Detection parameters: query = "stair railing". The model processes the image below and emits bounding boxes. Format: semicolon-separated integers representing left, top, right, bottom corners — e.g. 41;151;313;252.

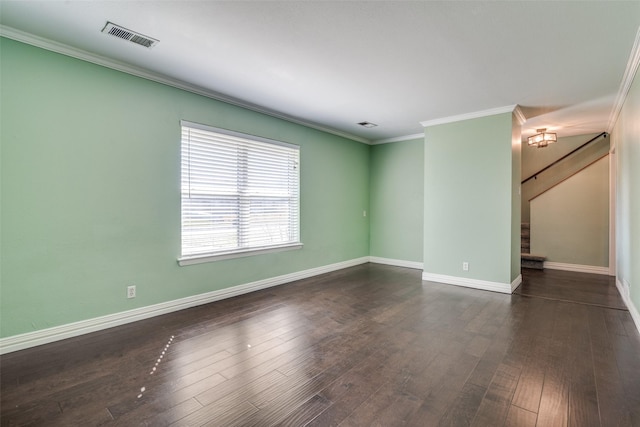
521;132;608;184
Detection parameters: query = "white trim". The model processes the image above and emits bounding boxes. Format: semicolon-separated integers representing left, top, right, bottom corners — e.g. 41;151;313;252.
616;278;640;335
511;274;523;292
616;278;631;300
543;262;610;275
609;147;617;276
421;272;514;294
372;133;424;145
0;256;369;354
0;25;371;145
512;105;527;126
608;25;640;133
178;243;303;266
369;257;424;270
420;104;519;128
180;120;300;150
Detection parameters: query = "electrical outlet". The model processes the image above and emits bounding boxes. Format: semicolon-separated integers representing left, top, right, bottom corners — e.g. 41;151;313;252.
462;262;469;271
363;210;367;217
127;285;136;299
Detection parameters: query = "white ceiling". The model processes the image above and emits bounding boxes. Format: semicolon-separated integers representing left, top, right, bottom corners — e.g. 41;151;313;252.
1;1;639;144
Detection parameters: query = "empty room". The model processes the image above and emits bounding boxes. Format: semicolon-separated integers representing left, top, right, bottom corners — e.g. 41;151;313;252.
1;1;640;426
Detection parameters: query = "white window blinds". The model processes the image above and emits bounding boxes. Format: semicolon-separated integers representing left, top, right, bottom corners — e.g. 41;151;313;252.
180;121;300;260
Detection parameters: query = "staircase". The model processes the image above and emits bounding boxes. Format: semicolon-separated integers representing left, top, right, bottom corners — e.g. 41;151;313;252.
521;223;545;269
522;133;609;222
520;132;609;270
521;222;530;253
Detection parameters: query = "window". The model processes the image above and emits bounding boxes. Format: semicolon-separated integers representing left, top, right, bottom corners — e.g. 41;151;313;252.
179;121;301;265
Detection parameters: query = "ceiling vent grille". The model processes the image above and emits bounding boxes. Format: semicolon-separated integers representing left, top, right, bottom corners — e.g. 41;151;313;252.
358;121;378;128
101;22;158;48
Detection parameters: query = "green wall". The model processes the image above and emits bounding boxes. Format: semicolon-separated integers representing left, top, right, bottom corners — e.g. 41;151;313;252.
423;112;519;285
531;156;609;267
4;31;633;342
613;60;640;316
369;139;424;263
0;38;370;338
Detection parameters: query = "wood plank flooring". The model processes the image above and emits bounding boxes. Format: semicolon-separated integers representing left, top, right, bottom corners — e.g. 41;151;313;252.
514;268;626;310
2;264;639;426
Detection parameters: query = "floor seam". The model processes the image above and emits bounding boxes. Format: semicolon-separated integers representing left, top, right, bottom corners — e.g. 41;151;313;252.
512;292;628;311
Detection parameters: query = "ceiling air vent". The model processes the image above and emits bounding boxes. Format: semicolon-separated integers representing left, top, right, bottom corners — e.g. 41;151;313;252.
101;22;158;48
358;121;378;128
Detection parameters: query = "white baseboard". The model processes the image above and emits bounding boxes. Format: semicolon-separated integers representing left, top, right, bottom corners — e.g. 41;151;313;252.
0;256;370;355
421;272;515;294
369;256;423;270
511;274;523;292
616;278;640;335
544;262;610;275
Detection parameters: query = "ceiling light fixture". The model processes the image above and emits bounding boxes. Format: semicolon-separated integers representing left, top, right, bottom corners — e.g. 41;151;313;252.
358;121;378;128
527;128;557;148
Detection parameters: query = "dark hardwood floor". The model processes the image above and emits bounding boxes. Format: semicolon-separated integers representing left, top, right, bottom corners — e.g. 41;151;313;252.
2;264;639;426
515;268;626;310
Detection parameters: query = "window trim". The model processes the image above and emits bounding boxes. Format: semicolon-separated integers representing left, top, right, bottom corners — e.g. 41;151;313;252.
178;242;304;266
178;120;302;266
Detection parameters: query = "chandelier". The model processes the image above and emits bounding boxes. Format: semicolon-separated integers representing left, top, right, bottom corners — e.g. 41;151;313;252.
527;128;557;148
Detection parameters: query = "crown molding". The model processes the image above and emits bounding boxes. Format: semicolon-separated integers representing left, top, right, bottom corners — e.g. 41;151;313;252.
608;25;640;133
512;105;527;126
368;106;525;144
372;133;424;145
420;104;520;128
0;25;371;145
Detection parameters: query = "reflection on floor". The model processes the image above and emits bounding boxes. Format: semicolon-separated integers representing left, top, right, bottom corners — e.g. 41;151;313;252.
1;263;639;426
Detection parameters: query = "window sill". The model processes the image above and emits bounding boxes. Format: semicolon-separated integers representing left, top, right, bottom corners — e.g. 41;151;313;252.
178;242;304;266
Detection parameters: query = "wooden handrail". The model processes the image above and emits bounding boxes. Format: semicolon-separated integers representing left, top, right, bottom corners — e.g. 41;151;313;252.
521;132;608;184
528;152;610;203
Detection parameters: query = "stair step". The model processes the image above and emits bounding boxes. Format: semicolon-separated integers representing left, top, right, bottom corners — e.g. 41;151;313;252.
522;253;545;260
521;253;545;270
521;221;531;256
520;223;541;268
